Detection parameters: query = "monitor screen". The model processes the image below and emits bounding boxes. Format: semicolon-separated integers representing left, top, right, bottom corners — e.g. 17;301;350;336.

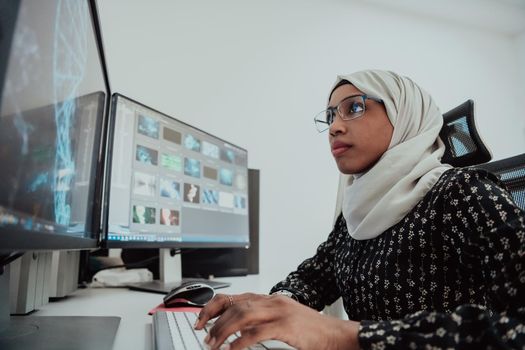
0;0;107;252
105;94;250;248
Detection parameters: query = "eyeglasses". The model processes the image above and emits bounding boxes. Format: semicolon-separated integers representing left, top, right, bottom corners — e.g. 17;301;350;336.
313;94;383;133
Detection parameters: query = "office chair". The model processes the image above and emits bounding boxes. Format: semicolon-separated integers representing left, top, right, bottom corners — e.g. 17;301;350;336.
438;99;525;210
476;153;525;211
439;99;492;167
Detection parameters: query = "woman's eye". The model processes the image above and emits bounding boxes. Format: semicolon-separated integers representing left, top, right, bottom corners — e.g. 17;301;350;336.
349;102;364;114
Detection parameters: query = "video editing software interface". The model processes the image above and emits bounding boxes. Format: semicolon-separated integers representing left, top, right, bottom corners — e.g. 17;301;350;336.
107;95;250;247
0;0;106;246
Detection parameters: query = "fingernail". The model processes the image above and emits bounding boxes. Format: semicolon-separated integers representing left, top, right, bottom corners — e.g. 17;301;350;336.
219;344;230;350
193;319;199;328
208;337;216;348
204;334;210;343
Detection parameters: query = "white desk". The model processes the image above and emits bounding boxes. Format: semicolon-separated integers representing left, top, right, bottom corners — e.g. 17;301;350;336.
36;275;278;350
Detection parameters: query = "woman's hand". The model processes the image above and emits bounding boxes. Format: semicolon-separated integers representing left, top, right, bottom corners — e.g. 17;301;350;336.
194;293;361;350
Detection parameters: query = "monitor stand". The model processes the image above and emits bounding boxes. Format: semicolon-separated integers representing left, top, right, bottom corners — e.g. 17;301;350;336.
127;248;231;294
0;264;120;350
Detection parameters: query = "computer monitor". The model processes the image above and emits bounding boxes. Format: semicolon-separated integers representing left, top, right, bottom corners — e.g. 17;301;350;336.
104;93;250;292
0;0;119;348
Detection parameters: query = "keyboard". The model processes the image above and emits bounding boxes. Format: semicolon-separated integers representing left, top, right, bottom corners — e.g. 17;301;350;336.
152;311;295;350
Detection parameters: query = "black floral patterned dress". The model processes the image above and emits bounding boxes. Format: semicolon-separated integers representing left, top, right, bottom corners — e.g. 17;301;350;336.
271;168;525;349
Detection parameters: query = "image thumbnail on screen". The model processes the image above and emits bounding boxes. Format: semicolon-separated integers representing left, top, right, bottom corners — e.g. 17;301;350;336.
159;178;181;200
138;114;160;139
136;145;158;166
132;205;156;224
184;183;200;203
184;134;201;152
160;208;179;226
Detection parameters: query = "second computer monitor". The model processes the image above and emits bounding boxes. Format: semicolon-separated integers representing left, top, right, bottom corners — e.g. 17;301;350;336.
105;94;249;248
0;0;108;252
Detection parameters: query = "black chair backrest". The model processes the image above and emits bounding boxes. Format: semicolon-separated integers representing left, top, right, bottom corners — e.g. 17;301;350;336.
439;100;523;210
440;99;492;167
476;153;525;211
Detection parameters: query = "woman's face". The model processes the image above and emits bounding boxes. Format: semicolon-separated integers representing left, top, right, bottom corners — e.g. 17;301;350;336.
328;83;393;174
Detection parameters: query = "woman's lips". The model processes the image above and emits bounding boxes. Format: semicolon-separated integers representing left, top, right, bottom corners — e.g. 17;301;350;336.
331;145;351;157
331;141;352;157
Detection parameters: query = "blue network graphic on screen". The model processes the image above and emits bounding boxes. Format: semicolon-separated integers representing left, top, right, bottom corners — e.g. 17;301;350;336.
51;0;89;225
0;0;106;238
2;1;89;227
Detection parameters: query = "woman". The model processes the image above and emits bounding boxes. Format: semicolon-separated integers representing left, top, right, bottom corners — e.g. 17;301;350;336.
195;70;525;349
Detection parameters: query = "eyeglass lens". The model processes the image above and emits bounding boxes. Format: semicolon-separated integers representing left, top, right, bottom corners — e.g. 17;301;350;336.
314;95;367;132
337;96;365;121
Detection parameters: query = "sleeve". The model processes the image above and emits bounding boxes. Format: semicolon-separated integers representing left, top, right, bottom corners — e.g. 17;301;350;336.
269;214;344;311
358;169;525;349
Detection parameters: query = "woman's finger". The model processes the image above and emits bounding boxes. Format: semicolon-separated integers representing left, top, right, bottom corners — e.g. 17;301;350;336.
229;323;287;350
207;298;276;350
196;292;260;330
194;293;231;329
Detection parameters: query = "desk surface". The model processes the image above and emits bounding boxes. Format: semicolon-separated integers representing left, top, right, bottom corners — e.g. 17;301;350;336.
36;275;277;350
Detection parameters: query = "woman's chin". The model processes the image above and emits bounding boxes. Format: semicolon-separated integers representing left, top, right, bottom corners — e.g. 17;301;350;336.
336;162;363;175
336;154;380;175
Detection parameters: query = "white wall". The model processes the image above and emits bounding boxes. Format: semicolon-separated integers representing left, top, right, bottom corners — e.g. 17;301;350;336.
515;31;525;142
98;0;525;289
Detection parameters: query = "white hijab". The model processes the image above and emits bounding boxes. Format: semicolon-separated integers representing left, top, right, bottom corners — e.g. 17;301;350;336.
334;70;451;240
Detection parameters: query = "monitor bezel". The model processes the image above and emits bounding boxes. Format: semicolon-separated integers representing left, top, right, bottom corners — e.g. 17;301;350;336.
102;93;250;249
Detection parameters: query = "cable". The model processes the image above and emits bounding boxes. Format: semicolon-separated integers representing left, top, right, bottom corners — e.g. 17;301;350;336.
95;255;159;272
93;248;198;272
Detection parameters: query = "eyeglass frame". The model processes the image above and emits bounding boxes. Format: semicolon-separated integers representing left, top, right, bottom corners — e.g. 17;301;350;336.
313;94;384;133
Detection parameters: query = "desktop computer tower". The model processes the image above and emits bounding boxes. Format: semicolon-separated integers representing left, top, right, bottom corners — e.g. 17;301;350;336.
9;252;52;315
9;250;81;314
181;168;260;277
48;250;81;298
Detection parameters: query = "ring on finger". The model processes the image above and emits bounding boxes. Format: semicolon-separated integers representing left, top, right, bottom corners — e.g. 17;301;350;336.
227;295;234;307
